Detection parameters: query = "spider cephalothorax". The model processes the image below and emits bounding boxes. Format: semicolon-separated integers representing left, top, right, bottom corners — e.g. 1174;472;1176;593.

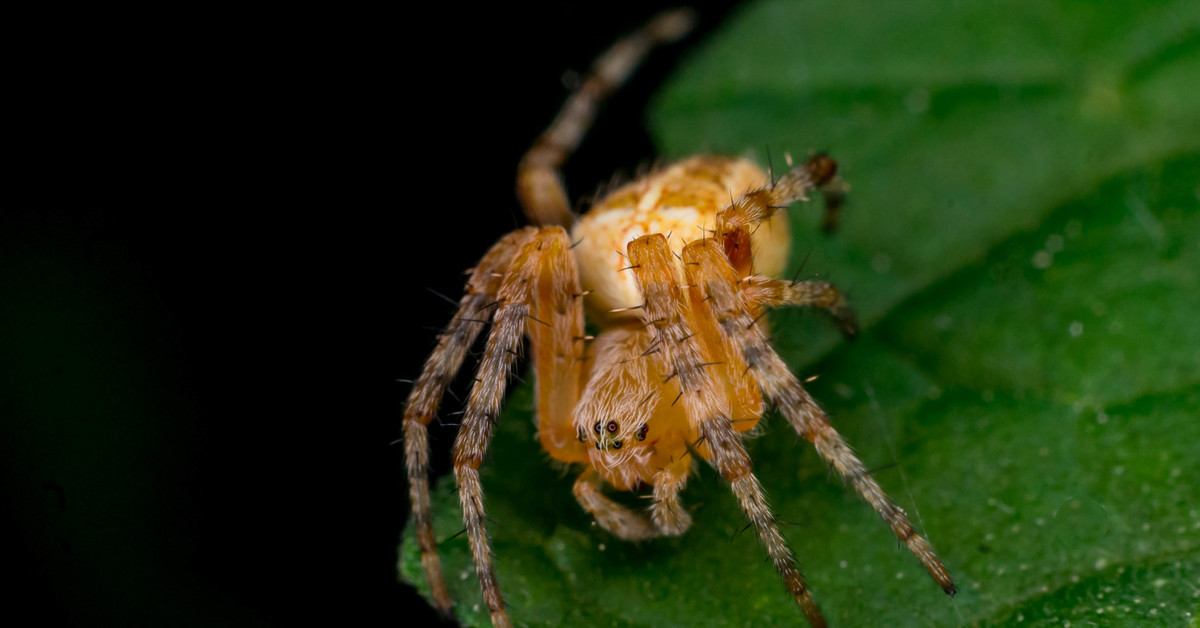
402;10;954;628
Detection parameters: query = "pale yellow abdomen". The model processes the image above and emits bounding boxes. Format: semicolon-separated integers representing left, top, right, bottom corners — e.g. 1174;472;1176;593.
570;155;790;322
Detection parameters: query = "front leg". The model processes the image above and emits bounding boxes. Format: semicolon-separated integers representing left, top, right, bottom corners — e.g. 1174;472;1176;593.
452;228;575;628
628;234;826;627
686;237;957;599
740;276;858;337
401;228;533;617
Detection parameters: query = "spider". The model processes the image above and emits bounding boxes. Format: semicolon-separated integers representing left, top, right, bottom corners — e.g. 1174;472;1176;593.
402;9;955;628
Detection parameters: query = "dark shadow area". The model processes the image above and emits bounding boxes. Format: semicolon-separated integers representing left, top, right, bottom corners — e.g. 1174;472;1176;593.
3;1;741;625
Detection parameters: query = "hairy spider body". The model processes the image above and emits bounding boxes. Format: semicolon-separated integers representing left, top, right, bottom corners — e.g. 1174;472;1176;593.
569;155;784;494
402;10;954;628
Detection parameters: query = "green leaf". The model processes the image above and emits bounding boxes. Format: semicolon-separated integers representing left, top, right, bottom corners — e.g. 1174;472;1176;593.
402;1;1200;626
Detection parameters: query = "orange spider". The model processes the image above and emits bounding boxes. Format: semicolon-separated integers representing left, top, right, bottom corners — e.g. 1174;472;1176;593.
402;10;954;628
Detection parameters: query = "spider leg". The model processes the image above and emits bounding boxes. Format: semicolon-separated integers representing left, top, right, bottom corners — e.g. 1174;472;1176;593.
817;176;848;235
650;454;693;535
452;228;577;628
573;467;659;540
741;276;858;337
528;227;589;464
516;8;695;227
628;234;826;628
717;153;842;276
684;238;957;598
401;227;534;616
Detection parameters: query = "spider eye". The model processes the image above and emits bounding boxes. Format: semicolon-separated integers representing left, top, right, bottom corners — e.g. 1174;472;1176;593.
611;440;622;450
577;428;587;442
636;425;648;441
593;421;601;433
606;420;618;433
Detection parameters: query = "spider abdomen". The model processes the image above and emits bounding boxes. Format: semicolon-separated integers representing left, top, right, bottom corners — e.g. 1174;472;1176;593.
570;155;790;322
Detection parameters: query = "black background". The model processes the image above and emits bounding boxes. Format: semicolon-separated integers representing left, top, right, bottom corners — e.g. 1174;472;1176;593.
3;2;740;625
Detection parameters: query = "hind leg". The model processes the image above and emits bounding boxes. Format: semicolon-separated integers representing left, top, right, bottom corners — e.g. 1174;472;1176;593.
516;10;695;226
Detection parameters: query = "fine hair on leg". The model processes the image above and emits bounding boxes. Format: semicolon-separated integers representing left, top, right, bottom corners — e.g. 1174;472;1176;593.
627;234;826;627
516;9;696;227
716;153;842;276
401;228;535;616
740;275;858;337
684;238;957;598
450;228;575;628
